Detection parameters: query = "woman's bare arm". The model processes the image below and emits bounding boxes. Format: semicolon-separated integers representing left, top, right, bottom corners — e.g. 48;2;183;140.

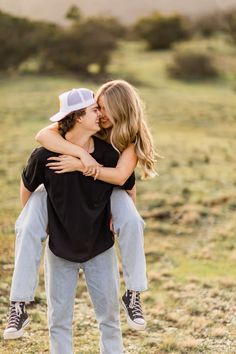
36;124;101;173
36;123;84;157
47;144;138;186
94;144;138;185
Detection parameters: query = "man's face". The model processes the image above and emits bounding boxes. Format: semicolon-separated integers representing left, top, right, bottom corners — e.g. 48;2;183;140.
79;104;101;133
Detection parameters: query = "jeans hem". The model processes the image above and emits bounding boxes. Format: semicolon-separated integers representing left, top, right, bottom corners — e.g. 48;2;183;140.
10;296;34;302
124;286;148;292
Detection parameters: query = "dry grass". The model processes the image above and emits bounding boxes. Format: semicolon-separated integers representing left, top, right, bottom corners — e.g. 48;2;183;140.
1;38;236;353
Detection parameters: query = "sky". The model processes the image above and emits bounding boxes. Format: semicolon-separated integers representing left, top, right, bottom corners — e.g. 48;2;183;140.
1;0;236;24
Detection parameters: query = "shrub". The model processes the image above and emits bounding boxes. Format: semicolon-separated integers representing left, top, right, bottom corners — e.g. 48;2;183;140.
226;9;236;43
0;8;124;75
167;49;218;80
0;11;38;71
43;17;125;74
192;11;228;37
192;8;236;42
133;12;190;50
0;10;61;72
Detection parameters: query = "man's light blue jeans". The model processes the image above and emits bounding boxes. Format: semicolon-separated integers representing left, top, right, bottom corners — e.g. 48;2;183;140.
10;186;147;302
45;244;123;354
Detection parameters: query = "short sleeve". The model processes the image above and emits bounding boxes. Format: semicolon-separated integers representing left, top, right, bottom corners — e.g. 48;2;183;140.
120;171;136;190
22;148;45;192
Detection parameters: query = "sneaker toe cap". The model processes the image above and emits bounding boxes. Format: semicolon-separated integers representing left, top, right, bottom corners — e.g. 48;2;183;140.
134;318;146;325
4;327;17;334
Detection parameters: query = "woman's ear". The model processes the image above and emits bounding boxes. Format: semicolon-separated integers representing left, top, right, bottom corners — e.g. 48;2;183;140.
76;116;82;123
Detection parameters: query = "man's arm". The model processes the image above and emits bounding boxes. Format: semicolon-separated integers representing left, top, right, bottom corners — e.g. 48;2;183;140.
21;148;45;206
20;178;32;207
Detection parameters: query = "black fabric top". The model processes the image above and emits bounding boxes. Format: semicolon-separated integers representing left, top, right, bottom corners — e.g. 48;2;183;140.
22;136;135;262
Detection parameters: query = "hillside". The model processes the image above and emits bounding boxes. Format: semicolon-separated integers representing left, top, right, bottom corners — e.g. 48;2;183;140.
1;37;236;353
0;0;236;24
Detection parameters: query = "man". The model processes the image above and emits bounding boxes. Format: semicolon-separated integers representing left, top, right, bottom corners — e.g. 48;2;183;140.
8;88;127;353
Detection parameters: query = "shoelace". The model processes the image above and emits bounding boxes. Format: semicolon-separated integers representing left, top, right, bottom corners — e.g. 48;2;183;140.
7;302;23;328
128;291;143;318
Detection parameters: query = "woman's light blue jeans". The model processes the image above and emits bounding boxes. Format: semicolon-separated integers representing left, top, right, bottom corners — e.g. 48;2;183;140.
45;244;123;354
10;186;147;302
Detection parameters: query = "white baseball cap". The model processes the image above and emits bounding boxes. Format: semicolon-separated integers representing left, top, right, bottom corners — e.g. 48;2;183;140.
49;88;96;122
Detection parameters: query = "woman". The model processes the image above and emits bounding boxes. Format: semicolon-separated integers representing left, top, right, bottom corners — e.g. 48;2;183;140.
4;80;157;340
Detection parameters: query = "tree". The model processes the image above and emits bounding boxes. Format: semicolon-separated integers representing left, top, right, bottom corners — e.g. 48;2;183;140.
134;12;190;50
0;11;37;71
43;16;125;74
0;10;60;72
226;10;236;43
0;9;125;76
66;5;82;23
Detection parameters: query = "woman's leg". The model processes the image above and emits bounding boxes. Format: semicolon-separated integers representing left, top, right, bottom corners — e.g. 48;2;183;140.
111;188;147;292
110;188;147;330
10;185;48;302
45;243;78;354
4;185;48;340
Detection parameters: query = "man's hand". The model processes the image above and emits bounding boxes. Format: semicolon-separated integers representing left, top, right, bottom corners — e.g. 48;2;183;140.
110;216;115;234
20;179;32;207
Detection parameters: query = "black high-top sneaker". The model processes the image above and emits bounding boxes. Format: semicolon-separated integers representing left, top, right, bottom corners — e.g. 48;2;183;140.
121;290;146;331
3;302;29;340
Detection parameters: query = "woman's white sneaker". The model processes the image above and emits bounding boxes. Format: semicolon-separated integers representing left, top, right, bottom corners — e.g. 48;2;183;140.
3;302;29;340
121;290;146;331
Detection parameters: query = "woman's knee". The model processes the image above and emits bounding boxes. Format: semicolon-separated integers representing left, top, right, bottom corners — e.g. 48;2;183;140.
15;191;48;238
15;210;48;242
116;211;145;232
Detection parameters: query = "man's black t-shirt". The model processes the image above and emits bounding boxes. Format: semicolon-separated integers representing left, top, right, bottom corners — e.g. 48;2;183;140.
22;137;135;262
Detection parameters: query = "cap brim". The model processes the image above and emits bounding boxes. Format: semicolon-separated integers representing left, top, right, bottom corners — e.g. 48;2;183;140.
49;97;97;122
49;112;68;122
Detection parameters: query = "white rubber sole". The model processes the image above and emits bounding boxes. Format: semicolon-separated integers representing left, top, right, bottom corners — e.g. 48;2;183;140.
3;318;30;340
120;300;146;331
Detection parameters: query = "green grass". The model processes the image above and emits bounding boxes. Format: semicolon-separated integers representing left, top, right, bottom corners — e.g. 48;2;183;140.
1;37;236;353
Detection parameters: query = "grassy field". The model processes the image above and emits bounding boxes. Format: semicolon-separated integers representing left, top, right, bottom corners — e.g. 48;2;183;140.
0;38;236;353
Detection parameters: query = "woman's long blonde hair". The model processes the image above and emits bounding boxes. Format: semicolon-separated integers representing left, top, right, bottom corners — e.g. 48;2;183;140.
96;80;158;178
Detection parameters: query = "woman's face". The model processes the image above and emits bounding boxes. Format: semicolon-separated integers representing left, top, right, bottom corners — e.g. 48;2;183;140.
98;95;113;129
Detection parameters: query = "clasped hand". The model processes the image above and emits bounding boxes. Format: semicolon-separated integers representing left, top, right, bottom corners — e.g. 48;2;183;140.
46;155;102;180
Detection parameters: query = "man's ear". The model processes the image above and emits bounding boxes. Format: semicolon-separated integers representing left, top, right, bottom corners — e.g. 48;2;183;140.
76;116;82;123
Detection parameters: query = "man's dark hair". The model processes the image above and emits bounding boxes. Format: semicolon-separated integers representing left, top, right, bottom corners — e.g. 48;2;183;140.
58;108;86;137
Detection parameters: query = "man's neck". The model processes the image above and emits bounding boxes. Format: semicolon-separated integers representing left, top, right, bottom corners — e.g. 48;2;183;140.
65;127;93;151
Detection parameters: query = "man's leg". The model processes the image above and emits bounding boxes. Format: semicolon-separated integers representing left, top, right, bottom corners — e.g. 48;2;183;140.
83;247;123;354
4;185;48;340
111;188;147;330
44;243;78;354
